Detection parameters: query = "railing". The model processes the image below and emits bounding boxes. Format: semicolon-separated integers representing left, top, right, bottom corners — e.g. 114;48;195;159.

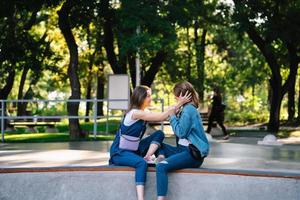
0;98;165;142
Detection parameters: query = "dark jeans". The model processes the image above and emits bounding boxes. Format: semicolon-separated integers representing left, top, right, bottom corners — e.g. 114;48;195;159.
156;143;204;196
111;130;164;185
206;114;228;136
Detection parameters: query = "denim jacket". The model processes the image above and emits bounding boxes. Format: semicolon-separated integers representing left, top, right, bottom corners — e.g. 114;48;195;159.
169;103;209;157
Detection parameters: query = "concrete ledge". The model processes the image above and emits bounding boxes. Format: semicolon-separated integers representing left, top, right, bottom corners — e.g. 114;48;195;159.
1;166;300;179
1;166;300;200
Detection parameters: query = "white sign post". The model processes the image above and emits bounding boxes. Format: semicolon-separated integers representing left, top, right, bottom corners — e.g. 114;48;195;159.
106;74;130;133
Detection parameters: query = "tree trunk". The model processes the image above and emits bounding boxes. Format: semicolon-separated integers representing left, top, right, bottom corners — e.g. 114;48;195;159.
117;38;127;74
85;52;96;122
194;20;206;103
17;67;29;116
141;50;167;87
186;27;191;81
245;25;283;132
286;44;299;122
85;71;92;123
287;75;296;122
268;79;284;132
128;52;136;89
97;73;105;116
58;1;82;139
21;86;35;117
297;77;300;122
85;26;95;123
0;69;15;130
0;69;15;100
268;58;297;131
252;84;255;108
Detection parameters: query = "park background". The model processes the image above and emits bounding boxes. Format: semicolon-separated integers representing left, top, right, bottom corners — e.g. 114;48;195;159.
1;0;300;141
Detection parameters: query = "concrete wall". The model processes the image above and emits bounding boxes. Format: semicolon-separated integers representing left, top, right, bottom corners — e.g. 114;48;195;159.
0;167;299;200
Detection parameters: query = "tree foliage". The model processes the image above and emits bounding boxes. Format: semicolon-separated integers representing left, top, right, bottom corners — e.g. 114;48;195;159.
1;0;300;136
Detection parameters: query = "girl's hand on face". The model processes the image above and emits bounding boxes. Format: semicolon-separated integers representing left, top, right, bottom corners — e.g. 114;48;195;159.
177;91;192;106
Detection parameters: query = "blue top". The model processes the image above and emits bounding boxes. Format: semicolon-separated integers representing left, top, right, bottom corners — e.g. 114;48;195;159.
169;103;210;157
109;116;146;163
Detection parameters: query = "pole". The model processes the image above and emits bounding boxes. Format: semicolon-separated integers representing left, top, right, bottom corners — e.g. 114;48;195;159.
161;99;164;131
106;99;109;134
1;100;4;142
135;26;141;87
93;98;97;139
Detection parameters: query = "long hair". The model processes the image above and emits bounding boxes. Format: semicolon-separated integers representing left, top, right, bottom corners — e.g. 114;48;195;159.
128;85;150;112
173;81;199;108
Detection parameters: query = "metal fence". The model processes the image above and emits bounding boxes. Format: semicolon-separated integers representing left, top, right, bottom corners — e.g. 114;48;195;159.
0;98;165;142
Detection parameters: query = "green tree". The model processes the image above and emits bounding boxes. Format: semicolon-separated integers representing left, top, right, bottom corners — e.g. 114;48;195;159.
0;1;60;131
100;0;177;88
58;0;83;138
163;0;227;103
232;0;300;132
57;0;106;138
16;31;57;116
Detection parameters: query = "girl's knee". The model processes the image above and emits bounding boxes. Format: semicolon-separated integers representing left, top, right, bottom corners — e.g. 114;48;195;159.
154;130;165;141
156;162;167;173
137;159;148;169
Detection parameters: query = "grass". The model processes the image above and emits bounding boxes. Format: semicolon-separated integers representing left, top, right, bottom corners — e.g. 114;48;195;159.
228;129;300;139
277;130;300;138
55;119;120;133
228;130;269;138
4;133;115;143
2;119;119;143
3;118;300;142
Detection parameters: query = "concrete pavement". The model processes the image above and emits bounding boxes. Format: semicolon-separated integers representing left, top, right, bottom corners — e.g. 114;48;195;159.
1;137;300;174
1;134;300;200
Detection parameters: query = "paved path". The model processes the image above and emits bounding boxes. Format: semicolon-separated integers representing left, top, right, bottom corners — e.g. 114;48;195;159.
1;137;300;174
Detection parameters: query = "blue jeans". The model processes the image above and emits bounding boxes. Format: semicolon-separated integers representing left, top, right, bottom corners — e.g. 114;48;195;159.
111;130;164;185
156;143;204;196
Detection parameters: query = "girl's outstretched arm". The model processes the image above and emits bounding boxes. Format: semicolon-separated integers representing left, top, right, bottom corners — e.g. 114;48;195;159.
133;92;191;122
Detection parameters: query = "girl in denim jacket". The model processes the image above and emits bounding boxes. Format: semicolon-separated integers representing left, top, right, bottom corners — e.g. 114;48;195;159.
155;81;210;200
109;85;190;200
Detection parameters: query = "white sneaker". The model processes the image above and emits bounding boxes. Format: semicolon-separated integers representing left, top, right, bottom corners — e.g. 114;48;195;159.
144;155;156;164
223;135;230;140
147;159;156;164
154;155;165;164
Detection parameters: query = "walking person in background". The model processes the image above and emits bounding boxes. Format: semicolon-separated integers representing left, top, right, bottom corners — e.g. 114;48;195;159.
109;85;191;200
206;86;229;140
155;81;210;200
